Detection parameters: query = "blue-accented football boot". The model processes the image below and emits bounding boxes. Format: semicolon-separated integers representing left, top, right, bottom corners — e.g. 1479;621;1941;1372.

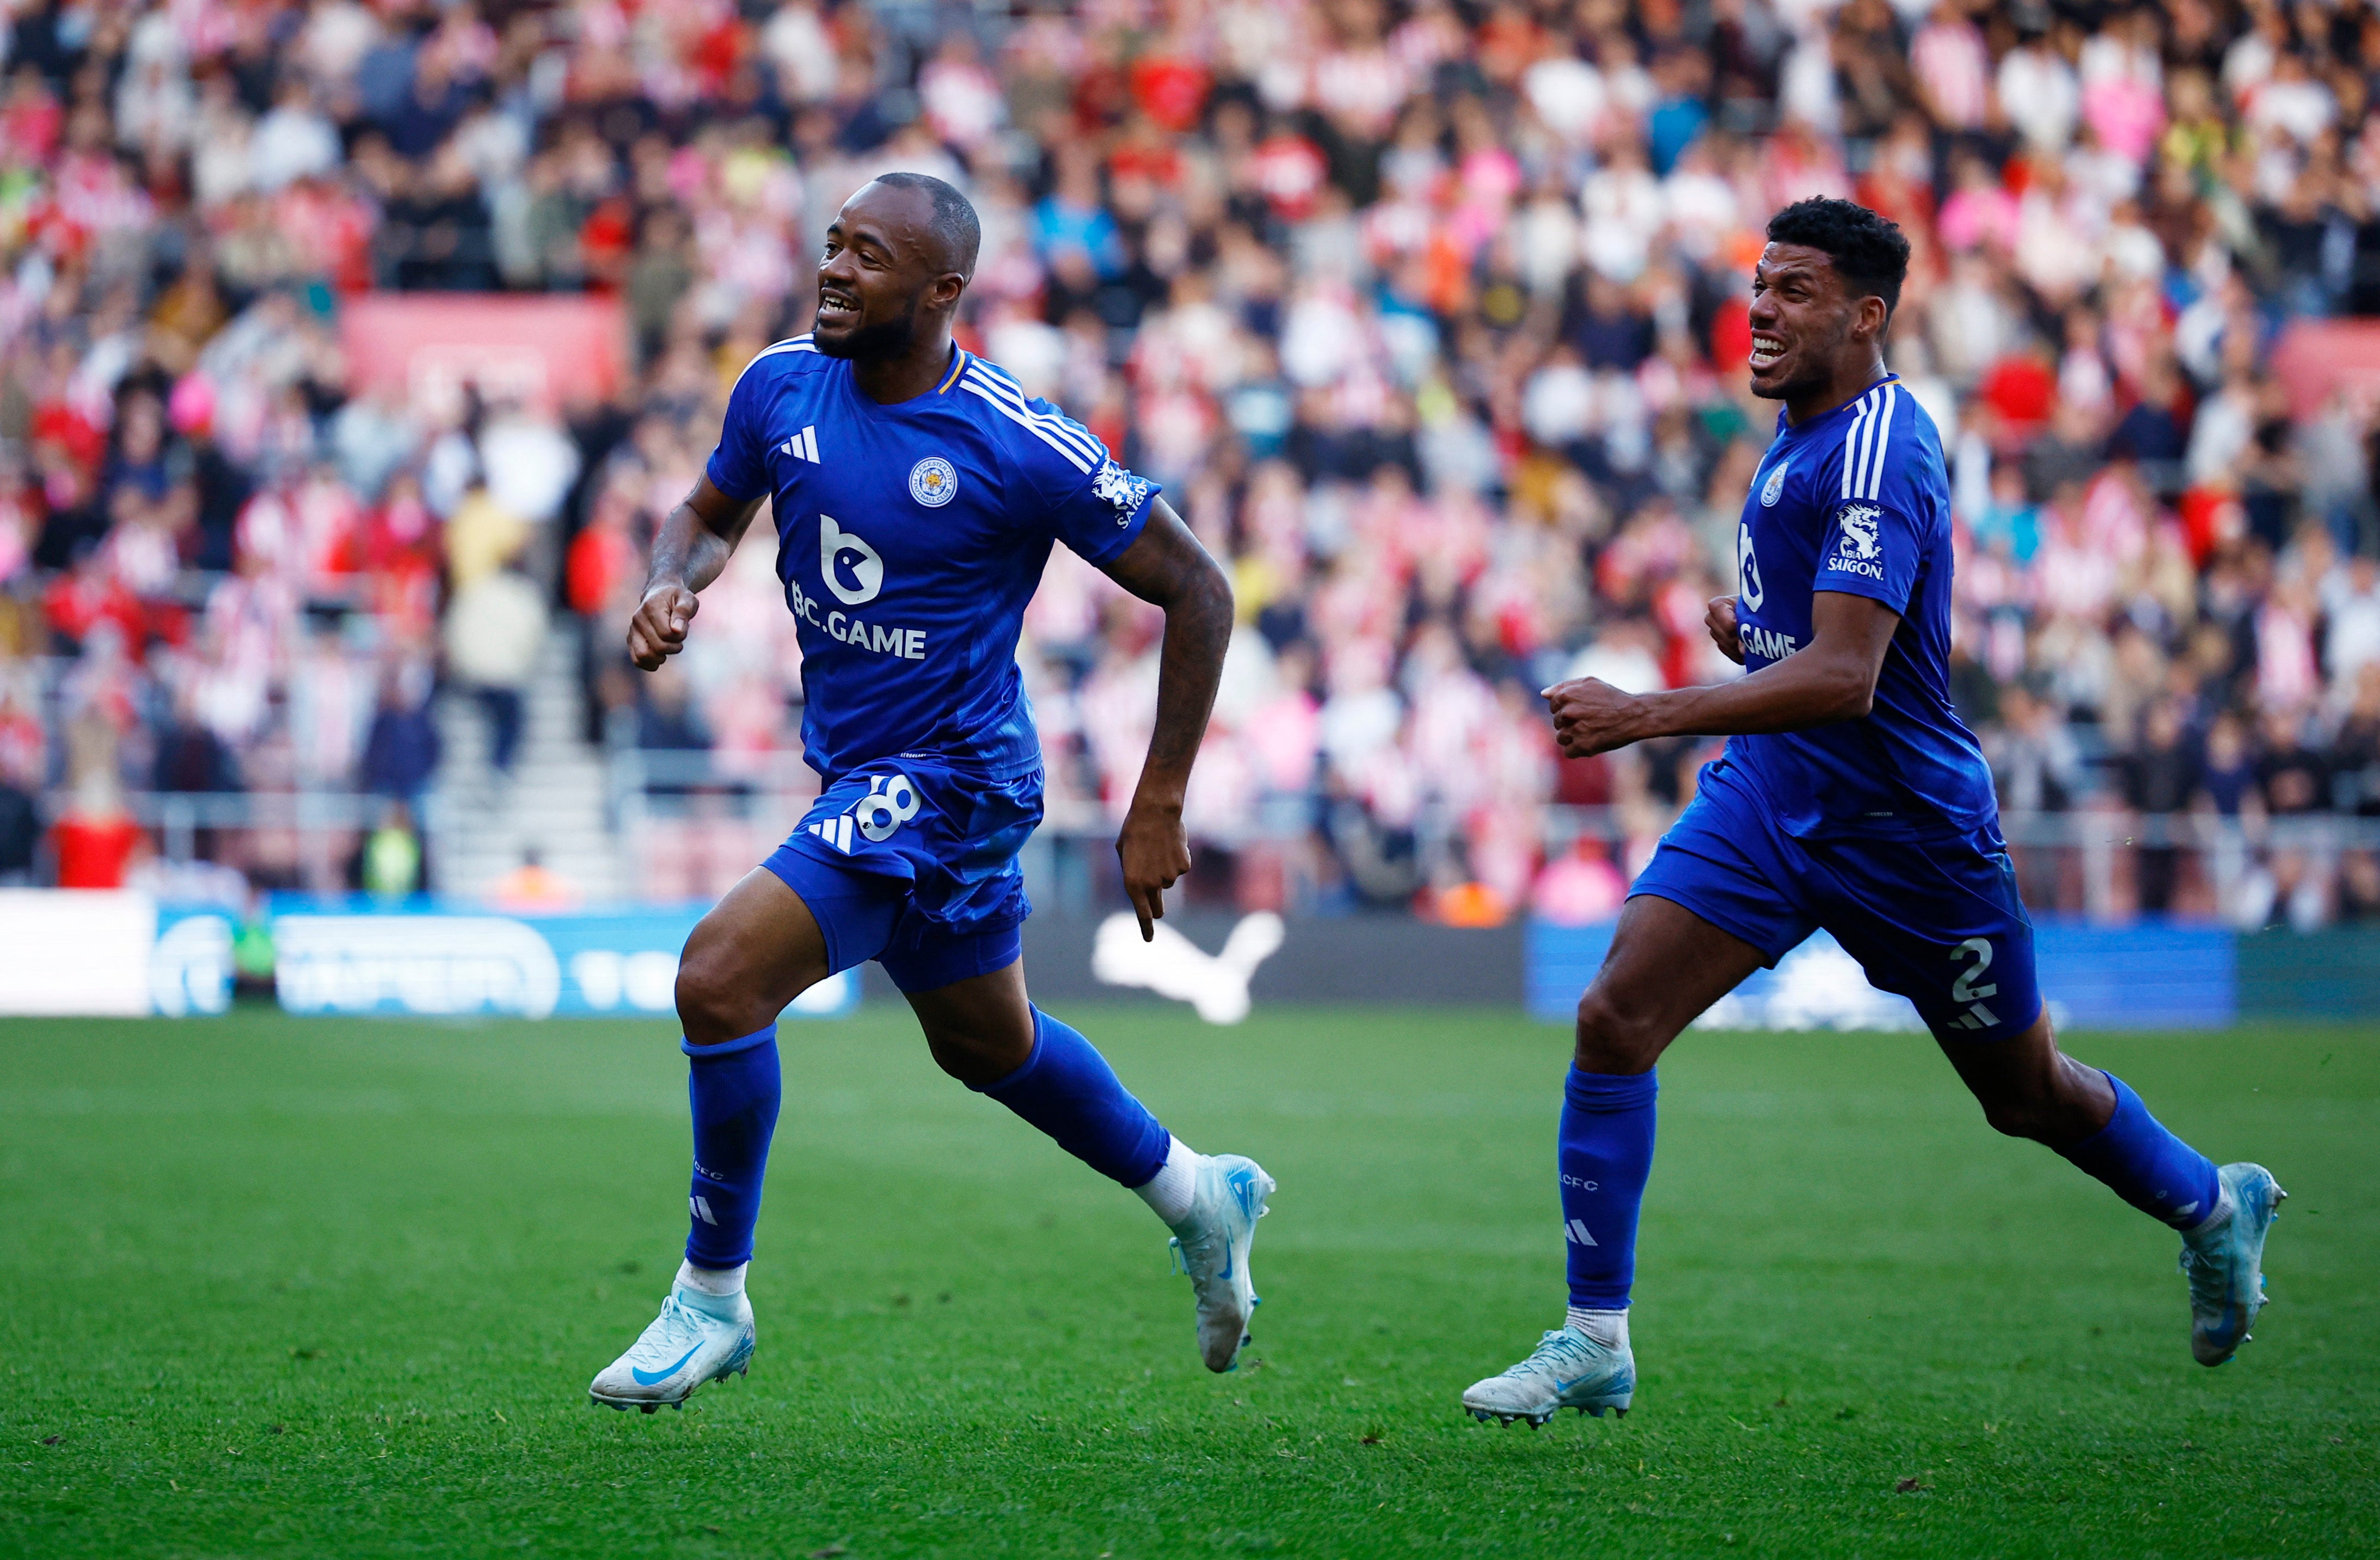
1167;1153;1274;1372
588;1288;755;1411
2179;1162;2286;1366
1462;1326;1635;1427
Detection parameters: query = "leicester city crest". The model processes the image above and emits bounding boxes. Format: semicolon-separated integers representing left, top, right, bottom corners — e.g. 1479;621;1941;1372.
1759;457;1790;507
909;457;958;507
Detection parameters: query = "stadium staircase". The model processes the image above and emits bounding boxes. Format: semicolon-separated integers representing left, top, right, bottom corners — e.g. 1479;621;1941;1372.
428;623;624;904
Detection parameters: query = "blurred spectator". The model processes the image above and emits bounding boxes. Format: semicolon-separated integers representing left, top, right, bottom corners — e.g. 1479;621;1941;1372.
360;802;423;900
2335;666;2380;817
1531;836;1628;926
637;663;712;757
0;774;35;884
444;564;547;779
490;846;578;911
50;769;145;890
2198;712;2261;821
2122;699;2199;915
359;666;441;811
153;686;241;796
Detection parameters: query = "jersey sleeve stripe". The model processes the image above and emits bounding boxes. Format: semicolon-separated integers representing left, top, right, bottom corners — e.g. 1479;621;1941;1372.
1838;389;1876;499
958;378;1096;472
960;368;1107;465
966;357;1027;394
961;366;1108;463
1856;388;1886;500
1859;383;1899;499
727;337;817;396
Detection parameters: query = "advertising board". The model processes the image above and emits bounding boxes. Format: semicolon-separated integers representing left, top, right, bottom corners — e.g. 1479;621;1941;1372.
0;890;161;1015
271;906;856;1020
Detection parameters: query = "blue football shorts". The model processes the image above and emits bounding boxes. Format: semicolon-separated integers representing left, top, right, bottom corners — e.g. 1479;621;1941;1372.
1629;761;2043;1041
761;756;1040;994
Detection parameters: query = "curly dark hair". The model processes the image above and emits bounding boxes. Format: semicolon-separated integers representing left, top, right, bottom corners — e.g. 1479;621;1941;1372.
1765;198;1912;316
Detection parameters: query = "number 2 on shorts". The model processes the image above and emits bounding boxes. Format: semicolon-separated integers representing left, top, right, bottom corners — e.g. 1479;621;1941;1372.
1946;937;2002;1031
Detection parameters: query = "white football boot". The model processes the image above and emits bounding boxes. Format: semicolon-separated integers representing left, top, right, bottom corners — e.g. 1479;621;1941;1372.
1167;1153;1275;1372
1462;1325;1635;1427
589;1288;755;1411
2179;1161;2286;1366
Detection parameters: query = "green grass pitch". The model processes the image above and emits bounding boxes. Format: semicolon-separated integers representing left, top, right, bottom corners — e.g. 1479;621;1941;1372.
0;1004;2371;1558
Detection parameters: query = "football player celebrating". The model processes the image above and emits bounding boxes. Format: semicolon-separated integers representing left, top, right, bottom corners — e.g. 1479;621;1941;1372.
589;174;1272;1411
1462;198;2283;1428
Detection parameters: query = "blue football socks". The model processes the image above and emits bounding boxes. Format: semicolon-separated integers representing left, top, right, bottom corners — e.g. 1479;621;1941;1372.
978;1007;1171;1188
2056;1070;2222;1229
1560;1066;1659;1310
683;1025;783;1269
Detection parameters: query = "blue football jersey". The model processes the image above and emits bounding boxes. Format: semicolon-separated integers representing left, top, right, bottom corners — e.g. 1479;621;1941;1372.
1721;376;1998;841
704;339;1159;780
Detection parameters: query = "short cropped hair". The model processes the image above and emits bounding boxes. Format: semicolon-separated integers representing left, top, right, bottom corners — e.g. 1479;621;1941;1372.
1766;198;1911;316
871;171;981;280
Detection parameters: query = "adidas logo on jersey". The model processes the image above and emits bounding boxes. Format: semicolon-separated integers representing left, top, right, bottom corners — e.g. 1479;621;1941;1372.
778;426;821;462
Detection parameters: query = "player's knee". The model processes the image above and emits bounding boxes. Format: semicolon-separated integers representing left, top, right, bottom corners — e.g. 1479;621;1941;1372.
674;943;767;1044
916;1009;1032;1086
925;1027;1010;1086
1573;986;1665;1072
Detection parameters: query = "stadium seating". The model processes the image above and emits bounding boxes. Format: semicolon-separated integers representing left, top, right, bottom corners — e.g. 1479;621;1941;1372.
2;0;2377;928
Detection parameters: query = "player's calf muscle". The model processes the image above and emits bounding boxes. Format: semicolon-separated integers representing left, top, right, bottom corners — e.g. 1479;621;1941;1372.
1945;1019;2115;1146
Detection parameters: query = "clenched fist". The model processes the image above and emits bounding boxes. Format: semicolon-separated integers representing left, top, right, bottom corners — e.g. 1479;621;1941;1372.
628;582;699;670
1706;594;1743;664
1543;676;1647;760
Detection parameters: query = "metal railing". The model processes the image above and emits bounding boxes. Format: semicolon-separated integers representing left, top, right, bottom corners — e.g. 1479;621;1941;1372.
29;746;2380;927
32;789;450;885
600;742;2380;926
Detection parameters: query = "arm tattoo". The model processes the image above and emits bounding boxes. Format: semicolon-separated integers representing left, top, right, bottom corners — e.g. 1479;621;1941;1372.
647;480;760;596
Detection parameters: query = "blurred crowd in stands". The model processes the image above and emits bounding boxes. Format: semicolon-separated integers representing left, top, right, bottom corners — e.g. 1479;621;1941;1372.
4;0;2380;927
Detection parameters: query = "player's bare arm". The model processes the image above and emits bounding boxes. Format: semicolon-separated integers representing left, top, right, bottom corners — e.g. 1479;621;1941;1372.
1544;590;1899;759
1097;497;1234;940
627;475;765;670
